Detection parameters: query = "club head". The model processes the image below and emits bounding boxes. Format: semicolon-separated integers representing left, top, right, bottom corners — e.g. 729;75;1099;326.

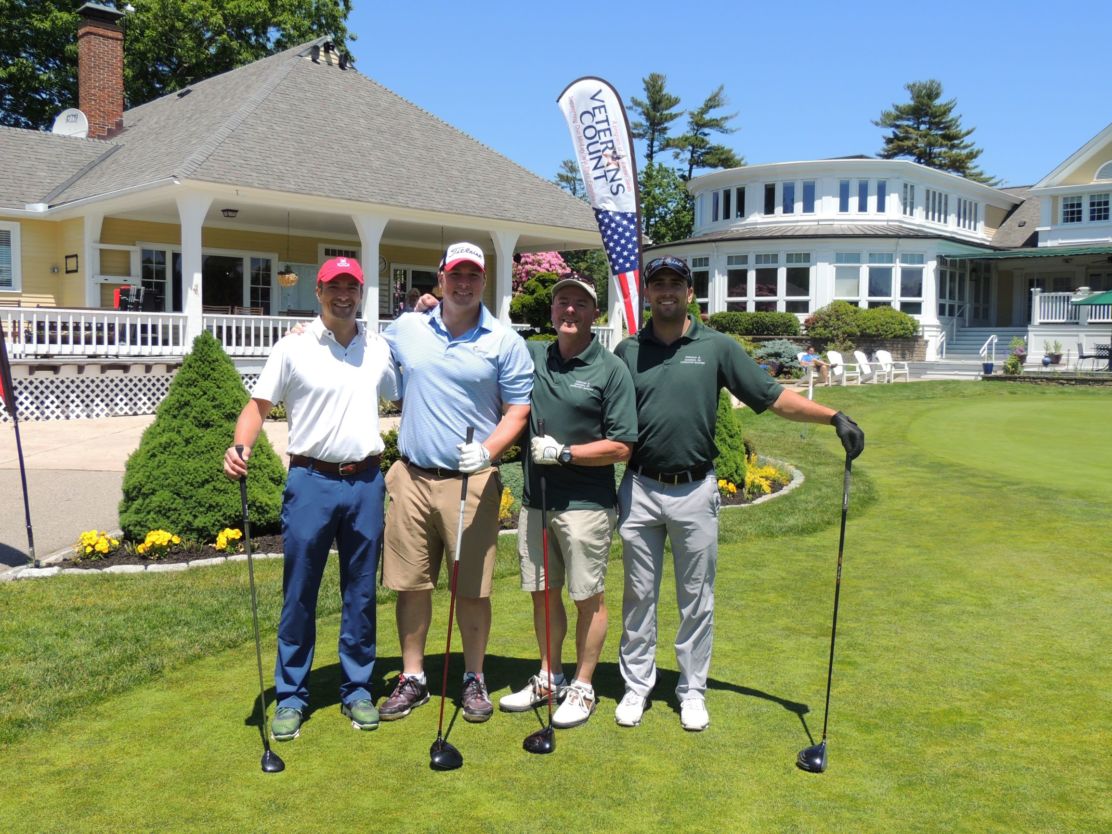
523;726;556;755
797;740;827;773
430;737;463;771
261;749;285;773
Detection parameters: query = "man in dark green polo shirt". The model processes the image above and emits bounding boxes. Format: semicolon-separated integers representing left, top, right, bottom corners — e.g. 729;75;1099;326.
613;255;865;732
498;273;638;729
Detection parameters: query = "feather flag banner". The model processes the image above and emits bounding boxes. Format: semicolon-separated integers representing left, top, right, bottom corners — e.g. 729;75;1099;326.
557;77;643;333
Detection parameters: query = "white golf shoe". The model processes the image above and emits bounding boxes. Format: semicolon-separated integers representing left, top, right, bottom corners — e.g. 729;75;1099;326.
614;690;648;727
680;697;709;732
498;673;566;713
551;681;596;728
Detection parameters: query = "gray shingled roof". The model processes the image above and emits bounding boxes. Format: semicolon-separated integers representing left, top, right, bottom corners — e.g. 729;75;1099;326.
50;41;596;233
991;187;1040;249
0;126;114;209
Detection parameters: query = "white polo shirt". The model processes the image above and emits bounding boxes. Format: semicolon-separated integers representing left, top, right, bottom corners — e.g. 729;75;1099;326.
252;317;400;462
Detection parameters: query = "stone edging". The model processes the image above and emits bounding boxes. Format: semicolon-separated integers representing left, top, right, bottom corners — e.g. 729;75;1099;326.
4;458;805;582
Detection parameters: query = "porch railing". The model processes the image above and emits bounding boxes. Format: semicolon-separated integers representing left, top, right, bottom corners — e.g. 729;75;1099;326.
1035;291;1111;324
204;313;314;356
1;307;187;358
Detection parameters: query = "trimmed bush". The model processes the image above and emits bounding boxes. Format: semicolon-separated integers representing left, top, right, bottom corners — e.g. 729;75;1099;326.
858;306;919;338
510;271;560;331
708;311;801;336
119;332;286;541
713;391;747;488
804;301;861;344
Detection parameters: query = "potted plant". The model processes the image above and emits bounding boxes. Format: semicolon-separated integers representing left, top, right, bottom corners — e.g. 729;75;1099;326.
1043;340;1063;365
1009;336;1027;365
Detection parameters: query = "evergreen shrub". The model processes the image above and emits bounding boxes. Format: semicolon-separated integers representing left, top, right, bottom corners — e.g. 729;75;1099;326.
119;332;286;541
708;311;801;336
713;391;747;488
858;306;919;338
752;339;805;377
510;271;560;331
804;301;861;345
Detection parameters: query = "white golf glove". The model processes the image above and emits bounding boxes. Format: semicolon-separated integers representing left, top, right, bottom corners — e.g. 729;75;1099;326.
530;434;564;465
457;441;492;473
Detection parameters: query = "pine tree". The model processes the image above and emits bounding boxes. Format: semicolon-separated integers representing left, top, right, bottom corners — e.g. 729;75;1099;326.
554;159;586;200
664;85;744;180
874;79;995;184
119;332;286;542
630;72;683;166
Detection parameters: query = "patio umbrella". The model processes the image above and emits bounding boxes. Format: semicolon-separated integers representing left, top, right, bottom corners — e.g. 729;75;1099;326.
1071;290;1112;370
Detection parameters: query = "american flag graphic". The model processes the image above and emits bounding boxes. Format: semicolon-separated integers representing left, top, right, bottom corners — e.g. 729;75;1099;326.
595;208;641;332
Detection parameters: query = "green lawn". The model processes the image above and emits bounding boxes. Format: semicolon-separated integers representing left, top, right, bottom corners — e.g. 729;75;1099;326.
0;381;1109;833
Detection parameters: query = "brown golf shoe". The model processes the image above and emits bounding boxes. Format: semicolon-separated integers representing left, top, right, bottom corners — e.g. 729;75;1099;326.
460;674;493;723
379;674;429;721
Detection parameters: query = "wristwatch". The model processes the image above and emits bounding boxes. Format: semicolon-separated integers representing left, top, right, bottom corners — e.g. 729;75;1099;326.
558;445;573;465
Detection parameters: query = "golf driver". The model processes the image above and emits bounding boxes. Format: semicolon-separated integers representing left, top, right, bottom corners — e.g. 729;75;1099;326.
236;446;285;774
797;454;853;774
429;427;474;771
523;419;555;755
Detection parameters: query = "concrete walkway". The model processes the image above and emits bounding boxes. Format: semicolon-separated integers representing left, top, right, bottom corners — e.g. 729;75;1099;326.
0;416;288;570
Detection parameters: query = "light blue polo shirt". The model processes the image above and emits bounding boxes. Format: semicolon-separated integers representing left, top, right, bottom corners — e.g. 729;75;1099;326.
384;306;533;469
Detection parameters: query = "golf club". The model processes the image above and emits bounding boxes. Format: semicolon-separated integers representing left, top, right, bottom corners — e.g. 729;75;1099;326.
797;453;853;774
236;445;285;774
429;426;474;771
523;419;556;755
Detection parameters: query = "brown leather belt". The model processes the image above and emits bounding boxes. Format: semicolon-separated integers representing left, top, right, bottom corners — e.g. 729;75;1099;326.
401;456;463;478
632;462;712;485
289;453;381;477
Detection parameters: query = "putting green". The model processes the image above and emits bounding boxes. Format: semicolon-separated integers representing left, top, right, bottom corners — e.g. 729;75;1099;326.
906;396;1111;500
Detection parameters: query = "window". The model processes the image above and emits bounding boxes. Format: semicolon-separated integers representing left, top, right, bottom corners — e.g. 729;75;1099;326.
834;252;861;300
735;187;746;219
722;188;732;219
867;252;894;306
249;257;272;311
1062;196;1082;224
925;189;947;223
712;191;720;222
0;223;20;292
876;180;887;213
764;183;776;215
898;253;924;315
857;180;868;212
321;246;358;259
140;248;183;312
784;252;810;313
1096;161;1112;181
1089;193;1110;222
956;197;978;230
754;253;777;311
725;254;748;311
839;180;850;212
782;182;795;214
802;180;815;213
902;183;915;216
691;255;710;314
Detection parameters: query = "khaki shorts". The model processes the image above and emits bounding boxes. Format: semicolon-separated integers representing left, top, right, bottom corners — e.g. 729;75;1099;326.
383;460;502;599
517;506;616;601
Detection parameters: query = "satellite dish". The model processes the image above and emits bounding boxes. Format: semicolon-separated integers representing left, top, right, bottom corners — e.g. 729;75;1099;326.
51;108;89;138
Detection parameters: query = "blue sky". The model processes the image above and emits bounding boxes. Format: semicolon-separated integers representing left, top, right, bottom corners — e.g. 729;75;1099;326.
346;1;1110;188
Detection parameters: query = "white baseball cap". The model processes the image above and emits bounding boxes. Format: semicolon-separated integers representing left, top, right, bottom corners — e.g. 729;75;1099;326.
441;242;485;273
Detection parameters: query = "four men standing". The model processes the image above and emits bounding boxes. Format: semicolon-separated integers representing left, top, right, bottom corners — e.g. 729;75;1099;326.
227;245;864;740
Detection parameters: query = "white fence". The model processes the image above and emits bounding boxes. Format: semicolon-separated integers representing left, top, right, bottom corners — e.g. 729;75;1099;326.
1;307;187;358
1034;292;1112;324
203;313;313;357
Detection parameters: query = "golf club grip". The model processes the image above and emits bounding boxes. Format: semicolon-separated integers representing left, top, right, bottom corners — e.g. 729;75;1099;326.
460;426;474;502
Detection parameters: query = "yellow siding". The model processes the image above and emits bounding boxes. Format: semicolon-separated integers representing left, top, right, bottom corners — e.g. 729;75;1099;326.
984;206;1006;235
5;218;62;307
1059;137;1112;184
58;219;86;307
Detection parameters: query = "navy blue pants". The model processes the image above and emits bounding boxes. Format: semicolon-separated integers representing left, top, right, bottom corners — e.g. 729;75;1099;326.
275;465;384;711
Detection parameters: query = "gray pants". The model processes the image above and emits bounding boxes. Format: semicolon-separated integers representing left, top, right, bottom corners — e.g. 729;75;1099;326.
617;470;720;701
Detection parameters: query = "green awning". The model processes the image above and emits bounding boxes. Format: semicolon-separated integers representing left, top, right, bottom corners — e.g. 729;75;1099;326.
945;245;1112;261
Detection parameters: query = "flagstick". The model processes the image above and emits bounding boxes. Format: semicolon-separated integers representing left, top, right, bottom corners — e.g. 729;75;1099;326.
10;412;38;567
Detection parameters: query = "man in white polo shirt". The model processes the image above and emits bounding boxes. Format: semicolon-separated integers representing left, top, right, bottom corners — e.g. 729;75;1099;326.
224;256;399;742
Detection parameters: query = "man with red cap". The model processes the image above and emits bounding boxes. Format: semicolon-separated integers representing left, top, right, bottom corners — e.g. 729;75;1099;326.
224;256;400;742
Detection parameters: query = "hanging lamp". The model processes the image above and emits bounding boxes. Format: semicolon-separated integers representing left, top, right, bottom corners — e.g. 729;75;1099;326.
277;212;298;287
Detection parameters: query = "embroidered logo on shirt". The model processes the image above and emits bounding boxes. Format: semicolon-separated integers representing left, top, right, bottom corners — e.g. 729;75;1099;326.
571;380;595;392
681;355;706;365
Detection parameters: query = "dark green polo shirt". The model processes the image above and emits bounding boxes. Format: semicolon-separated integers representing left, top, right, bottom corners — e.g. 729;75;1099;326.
523;337;639;511
614;315;783;473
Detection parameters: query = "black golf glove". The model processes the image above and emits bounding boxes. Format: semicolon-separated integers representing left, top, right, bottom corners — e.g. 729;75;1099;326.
830;411;865;460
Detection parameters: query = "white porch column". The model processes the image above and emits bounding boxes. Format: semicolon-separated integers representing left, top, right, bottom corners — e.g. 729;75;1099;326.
490;230;518;324
1031;287;1042;325
176;193;212;347
83;211;103;307
352;214;389;329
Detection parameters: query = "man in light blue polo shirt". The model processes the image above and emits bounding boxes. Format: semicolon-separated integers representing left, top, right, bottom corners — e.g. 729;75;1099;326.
379;242;532;723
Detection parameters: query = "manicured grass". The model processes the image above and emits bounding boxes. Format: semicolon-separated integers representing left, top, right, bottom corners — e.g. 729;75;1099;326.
0;382;1109;833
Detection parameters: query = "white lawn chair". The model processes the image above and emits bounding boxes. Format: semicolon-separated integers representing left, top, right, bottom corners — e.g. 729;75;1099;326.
853;350;881;383
875;349;910;382
825;350;860;385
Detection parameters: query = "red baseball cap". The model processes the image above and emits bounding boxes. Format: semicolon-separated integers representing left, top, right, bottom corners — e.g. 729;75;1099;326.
317;256;364;284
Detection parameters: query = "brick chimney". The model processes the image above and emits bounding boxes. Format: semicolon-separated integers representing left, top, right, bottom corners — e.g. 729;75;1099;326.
77;3;126;139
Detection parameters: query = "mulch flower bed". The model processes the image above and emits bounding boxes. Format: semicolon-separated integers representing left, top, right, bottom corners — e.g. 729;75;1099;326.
65;534;284;570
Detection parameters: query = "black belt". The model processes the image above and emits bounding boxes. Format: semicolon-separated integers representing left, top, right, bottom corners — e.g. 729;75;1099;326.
401;456;464;478
289;453;381;477
632;462;712;485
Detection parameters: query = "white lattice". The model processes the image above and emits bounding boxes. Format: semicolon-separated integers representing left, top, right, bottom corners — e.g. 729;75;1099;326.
1;371;258;423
